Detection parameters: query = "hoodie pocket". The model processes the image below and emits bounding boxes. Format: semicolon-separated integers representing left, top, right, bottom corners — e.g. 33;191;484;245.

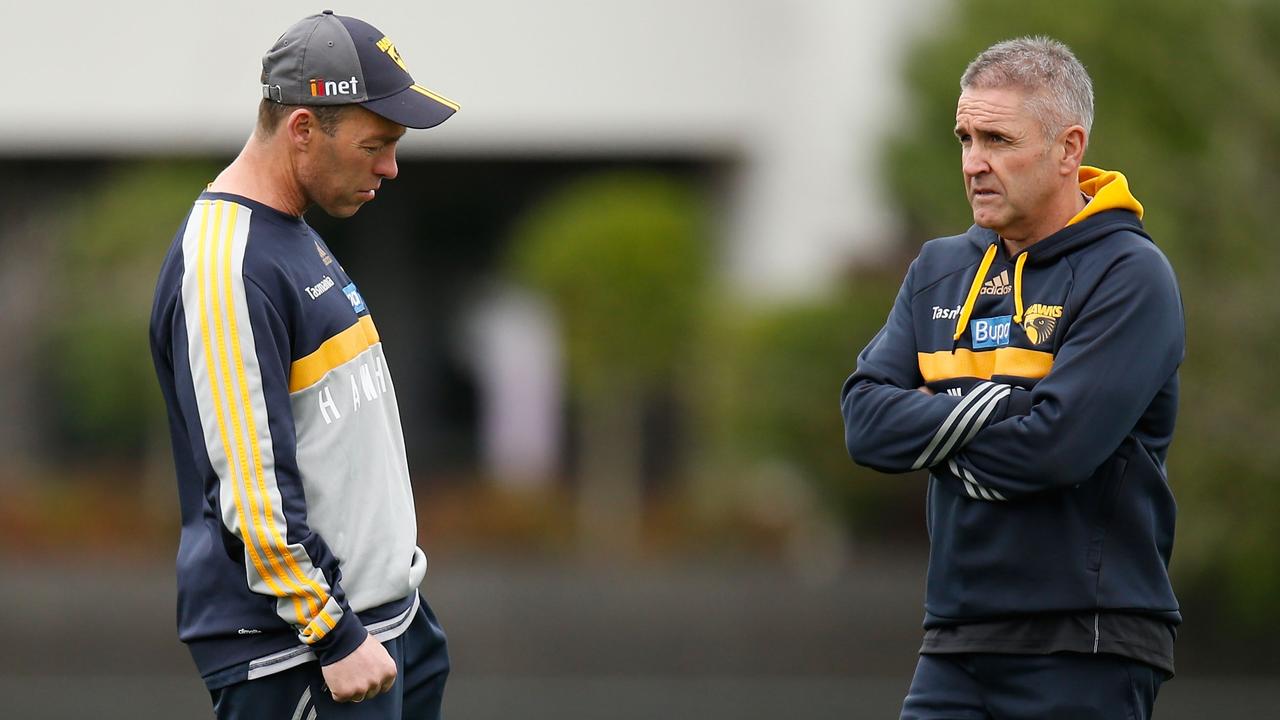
1086;445;1131;572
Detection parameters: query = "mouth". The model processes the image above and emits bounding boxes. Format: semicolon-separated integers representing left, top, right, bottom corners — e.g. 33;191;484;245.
970;188;1000;202
356;189;377;201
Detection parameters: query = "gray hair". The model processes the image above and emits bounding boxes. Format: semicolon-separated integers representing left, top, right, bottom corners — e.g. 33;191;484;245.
961;36;1094;139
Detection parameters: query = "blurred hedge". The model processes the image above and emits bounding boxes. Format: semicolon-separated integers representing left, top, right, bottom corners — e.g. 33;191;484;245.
509;172;708;397
508;171;708;550
886;0;1280;628
46;161;217;459
696;273;926;539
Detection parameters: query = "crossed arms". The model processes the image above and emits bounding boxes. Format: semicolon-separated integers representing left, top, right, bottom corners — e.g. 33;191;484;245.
840;248;1183;500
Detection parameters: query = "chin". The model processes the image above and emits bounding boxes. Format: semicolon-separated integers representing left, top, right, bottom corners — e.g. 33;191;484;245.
319;203;363;219
971;209;1006;232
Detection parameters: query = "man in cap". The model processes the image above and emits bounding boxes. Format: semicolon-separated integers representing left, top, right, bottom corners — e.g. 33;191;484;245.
149;11;458;718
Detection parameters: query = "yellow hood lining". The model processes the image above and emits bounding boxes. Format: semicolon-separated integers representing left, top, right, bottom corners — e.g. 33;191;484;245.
954;167;1141;344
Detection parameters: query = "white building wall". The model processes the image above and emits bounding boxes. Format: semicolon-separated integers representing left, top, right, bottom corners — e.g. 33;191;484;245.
2;0;941;297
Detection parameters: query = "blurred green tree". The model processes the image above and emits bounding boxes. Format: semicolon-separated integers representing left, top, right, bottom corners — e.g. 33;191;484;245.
696;274;926;543
47;161;218;461
887;0;1280;628
509;172;707;553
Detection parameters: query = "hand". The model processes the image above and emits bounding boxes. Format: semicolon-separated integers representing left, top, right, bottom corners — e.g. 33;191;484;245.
917;385;935;396
321;632;397;703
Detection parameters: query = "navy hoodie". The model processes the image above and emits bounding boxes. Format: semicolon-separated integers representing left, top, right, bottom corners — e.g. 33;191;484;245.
841;167;1184;629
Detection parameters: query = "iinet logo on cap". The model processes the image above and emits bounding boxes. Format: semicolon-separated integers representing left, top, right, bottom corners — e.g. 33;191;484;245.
309;76;360;97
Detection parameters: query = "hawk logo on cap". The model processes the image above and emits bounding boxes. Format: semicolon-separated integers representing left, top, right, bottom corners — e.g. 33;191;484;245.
375;36;408;72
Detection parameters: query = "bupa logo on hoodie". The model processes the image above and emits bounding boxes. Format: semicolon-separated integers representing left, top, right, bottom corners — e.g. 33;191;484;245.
971;315;1012;349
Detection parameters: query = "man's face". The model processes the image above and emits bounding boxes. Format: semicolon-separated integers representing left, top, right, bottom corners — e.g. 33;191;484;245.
298;106;406;218
954;86;1061;240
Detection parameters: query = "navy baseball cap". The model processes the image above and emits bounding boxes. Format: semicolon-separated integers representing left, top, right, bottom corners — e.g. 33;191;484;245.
260;10;458;129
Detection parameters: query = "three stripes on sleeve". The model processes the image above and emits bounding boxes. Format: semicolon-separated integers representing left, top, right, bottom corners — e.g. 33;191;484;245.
181;198;344;645
911;381;1011;501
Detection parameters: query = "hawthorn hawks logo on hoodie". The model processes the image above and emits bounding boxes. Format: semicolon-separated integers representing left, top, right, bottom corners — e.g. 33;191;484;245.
1022;303;1063;345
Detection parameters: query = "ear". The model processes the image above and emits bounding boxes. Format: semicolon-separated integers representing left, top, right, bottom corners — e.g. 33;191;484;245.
285;108;318;151
1058;125;1087;175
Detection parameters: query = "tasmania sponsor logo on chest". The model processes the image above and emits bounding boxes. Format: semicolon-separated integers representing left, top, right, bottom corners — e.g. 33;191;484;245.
304;275;335;300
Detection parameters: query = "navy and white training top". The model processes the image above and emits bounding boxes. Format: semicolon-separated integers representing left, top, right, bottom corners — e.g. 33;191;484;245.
150;191;425;690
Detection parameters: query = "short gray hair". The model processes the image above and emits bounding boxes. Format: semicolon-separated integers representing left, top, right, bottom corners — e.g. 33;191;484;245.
961;36;1094;139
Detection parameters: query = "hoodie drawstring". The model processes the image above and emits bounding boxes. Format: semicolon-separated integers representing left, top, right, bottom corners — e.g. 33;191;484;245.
1012;251;1028;325
953;245;1030;344
953;243;998;343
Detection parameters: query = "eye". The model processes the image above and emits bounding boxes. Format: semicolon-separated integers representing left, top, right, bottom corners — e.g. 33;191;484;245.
989;134;1008;144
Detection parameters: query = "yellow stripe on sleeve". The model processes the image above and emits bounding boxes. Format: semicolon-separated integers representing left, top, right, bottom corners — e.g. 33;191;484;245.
218;202;332;619
918;347;1054;383
210;202;316;619
289;315;380;392
300;608;339;645
196;201;306;627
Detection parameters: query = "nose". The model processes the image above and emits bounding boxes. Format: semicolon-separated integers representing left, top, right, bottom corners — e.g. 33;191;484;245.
962;143;989;179
374;147;399;181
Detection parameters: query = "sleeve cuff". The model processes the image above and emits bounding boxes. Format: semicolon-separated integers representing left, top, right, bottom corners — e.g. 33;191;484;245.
311;607;368;666
1003;387;1033;418
985;386;1032;424
936;457;1009;502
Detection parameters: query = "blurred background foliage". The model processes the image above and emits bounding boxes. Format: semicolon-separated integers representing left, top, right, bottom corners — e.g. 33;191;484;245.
508;172;709;553
694;275;921;545
887;0;1280;630
509;173;708;397
46;161;219;458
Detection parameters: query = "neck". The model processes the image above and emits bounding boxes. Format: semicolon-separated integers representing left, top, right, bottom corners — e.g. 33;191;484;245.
1000;185;1088;257
208;133;308;217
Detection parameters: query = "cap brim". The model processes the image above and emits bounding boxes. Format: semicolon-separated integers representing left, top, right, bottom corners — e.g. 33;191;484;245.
361;84;458;129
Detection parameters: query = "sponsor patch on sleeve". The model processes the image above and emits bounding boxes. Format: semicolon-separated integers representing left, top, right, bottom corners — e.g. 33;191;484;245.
342;283;367;314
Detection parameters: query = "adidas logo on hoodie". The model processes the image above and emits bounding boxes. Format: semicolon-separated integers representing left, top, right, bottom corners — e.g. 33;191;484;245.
980;269;1012;296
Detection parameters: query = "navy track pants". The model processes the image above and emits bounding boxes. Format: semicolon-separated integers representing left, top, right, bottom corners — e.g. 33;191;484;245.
901;652;1165;720
210;596;449;720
